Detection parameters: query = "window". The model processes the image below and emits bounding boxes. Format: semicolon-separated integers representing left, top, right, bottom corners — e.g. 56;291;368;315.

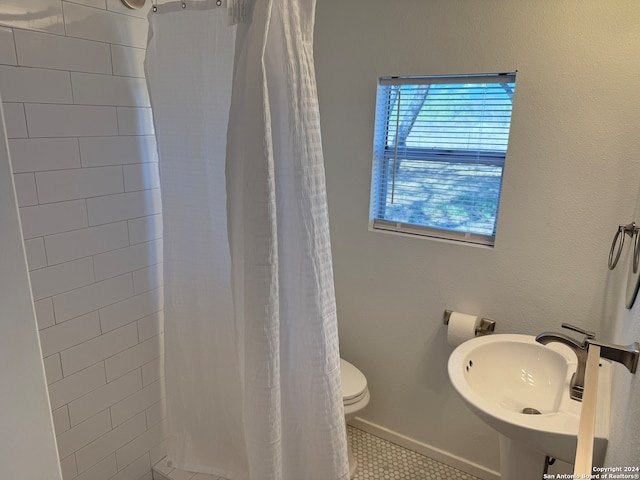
369;73;516;246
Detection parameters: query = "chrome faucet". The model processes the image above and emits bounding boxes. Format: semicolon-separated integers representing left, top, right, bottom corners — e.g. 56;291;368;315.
588;338;639;374
535;323;594;401
536;323;640;402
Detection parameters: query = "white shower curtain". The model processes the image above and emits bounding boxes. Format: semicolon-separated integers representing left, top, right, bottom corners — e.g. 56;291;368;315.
144;1;348;479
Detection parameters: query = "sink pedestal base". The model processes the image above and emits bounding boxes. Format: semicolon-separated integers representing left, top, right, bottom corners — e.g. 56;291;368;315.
498;434;546;480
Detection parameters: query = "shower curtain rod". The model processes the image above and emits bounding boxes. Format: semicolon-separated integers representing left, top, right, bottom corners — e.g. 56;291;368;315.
152;0;223;13
152;0;246;23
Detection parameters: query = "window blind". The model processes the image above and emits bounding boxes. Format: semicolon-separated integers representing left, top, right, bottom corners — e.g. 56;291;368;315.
370;73;516;246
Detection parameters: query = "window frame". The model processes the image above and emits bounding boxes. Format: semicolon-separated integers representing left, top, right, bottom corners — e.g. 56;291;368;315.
369;73;516;247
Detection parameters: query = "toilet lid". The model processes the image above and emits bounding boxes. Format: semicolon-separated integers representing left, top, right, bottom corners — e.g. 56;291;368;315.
340;359;368;402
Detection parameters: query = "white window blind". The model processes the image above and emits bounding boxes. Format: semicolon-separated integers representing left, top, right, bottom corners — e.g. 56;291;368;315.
370;73;516;246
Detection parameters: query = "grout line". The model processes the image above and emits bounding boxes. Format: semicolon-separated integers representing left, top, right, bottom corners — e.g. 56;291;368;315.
21;102;30;138
109;43;115;76
62;0;68;37
69;71;76;104
11;27;19;66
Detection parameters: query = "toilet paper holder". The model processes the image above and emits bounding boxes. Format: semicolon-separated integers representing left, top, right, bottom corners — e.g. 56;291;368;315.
443;310;496;336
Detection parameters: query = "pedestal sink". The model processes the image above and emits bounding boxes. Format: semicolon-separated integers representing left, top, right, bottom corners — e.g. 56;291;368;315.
448;334;611;480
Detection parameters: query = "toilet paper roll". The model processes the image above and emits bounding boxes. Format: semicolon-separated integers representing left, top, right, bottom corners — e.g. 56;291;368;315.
447;312;480;346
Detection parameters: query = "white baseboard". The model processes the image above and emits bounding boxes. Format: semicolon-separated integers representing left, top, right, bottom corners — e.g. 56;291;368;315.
349;417;500;480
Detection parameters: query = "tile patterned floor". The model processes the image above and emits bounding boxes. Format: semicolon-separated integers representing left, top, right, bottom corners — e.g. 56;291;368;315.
349;426;480;480
153;425;482;480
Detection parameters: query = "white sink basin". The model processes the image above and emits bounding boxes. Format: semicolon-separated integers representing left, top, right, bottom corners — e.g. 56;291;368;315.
448;334;610;468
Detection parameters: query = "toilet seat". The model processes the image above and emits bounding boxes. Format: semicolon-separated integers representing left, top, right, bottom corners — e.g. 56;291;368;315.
340;358;370;479
340;359;368;406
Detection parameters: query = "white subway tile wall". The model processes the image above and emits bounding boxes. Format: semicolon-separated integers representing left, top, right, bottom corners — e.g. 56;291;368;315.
9;137;82;172
132;263;164;293
24;237;50;271
106;0;152;19
70;0;108;9
75;413;147;474
111;45;147;78
0;3;165;480
0;65;74;104
0;27;17;65
0;0;65;34
44;353;65;384
79;135;158;167
116;106;155;135
13;172;39;206
38;311;102;357
20;199;90;239
142;358;164;387
53;405;72;436
35;297;57;329
48;363;107;410
63;2;148;48
35;165;125;204
14;29;113;74
25;103;119;137
110;381;162;427
75;454;119;480
60;455;79;480
3;102;28;137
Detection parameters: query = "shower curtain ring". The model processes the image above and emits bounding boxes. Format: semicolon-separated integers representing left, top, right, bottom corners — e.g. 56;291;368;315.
609;224;626;270
182;2;186;8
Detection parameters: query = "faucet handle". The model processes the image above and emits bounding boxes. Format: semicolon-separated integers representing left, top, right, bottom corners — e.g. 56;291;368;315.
562;323;596;340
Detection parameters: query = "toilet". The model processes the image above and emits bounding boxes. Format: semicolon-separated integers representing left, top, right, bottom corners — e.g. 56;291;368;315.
340;358;370;478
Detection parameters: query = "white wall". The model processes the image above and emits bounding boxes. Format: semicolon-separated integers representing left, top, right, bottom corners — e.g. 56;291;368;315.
314;0;640;474
0;2;165;480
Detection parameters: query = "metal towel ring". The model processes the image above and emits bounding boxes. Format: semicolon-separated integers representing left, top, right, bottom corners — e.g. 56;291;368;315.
609;222;640;271
633;227;640;274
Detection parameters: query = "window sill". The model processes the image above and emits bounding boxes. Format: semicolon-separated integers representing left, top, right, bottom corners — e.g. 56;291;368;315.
370;219;495;248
